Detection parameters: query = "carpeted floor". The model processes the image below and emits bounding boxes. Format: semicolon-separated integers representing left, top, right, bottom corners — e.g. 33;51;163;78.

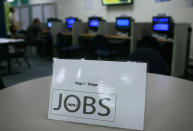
1;56;52;87
1;56;193;88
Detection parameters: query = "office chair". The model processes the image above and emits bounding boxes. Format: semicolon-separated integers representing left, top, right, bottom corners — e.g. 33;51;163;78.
55;33;80;58
128;48;166;74
8;41;31;68
92;35;118;60
137;35;160;51
37;31;53;57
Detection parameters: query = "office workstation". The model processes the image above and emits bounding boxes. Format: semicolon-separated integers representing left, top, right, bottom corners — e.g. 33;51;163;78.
74;16;133;59
50;15;191;77
132;16;191;77
100;17;133;59
1;0;193;131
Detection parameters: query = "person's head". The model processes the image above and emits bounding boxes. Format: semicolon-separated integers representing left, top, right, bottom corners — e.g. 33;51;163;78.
10;7;15;13
33;18;40;25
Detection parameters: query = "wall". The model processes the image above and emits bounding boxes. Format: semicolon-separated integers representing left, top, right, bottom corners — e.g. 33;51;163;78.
30;0;193;58
30;0;55;4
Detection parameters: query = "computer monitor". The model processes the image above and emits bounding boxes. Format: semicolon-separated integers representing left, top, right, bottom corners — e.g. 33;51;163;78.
88;17;103;31
48;22;52;28
116;17;132;35
65;17;77;29
47;18;62;28
152;16;174;38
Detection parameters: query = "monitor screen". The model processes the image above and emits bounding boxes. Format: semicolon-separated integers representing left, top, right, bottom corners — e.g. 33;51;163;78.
103;0;133;5
152;17;172;32
153;17;169;23
48;22;52;28
89;19;99;28
65;17;76;29
116;17;131;32
153;23;169;32
117;19;130;27
88;17;103;31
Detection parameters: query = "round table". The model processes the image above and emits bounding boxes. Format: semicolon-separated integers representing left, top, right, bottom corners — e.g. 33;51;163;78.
0;74;193;131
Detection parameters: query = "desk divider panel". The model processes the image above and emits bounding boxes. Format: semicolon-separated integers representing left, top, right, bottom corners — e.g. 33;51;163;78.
172;23;191;76
130;21;135;53
98;22;106;35
75;22;89;46
100;22;117;36
73;22;82;46
50;22;65;45
132;23;152;52
78;22;89;34
49;21;191;77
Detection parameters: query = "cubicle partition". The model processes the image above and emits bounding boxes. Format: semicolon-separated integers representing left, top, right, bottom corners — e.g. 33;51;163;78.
132;22;191;77
77;22;93;58
49;22;65;44
172;23;191;76
73;22;88;46
76;22;152;54
76;22;89;34
101;21;134;56
132;23;152;52
48;21;191;77
100;22;116;36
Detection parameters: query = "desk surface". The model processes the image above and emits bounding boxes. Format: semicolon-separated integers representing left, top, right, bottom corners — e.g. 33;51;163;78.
79;34;131;40
138;37;173;43
62;32;73;36
79;33;96;37
107;35;131;40
0;38;24;45
156;37;174;43
0;74;193;131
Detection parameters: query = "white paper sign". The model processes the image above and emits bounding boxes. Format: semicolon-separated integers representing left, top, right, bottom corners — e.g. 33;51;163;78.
48;59;147;130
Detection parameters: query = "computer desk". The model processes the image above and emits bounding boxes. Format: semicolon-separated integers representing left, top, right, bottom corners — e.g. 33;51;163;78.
59;32;73;47
137;36;174;75
107;35;131;58
78;33;96;57
79;33;96;39
0;74;193;131
79;34;131;40
106;35;131;40
78;34;131;58
62;32;73;36
138;37;173;43
79;34;131;44
155;37;174;43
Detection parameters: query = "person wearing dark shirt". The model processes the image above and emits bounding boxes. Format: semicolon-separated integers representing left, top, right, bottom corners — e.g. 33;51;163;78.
26;18;53;57
26;18;41;46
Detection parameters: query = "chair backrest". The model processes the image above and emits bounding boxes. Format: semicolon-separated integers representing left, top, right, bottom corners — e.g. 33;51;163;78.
137;35;160;50
92;35;109;51
57;33;68;47
128;48;165;74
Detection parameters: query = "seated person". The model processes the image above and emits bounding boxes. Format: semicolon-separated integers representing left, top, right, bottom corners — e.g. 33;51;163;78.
137;35;160;51
26;18;41;47
26;18;53;57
